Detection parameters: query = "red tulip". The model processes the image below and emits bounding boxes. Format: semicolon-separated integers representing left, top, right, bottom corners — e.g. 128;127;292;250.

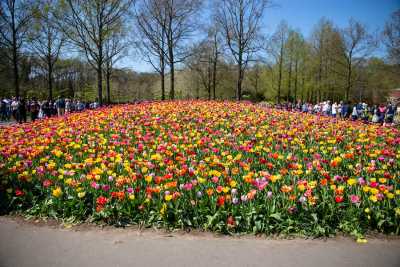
217;196;225;207
15;189;24;197
335;195;344;203
227;216;235;227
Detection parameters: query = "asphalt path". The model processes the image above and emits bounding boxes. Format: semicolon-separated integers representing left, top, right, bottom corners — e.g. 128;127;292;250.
0;216;399;267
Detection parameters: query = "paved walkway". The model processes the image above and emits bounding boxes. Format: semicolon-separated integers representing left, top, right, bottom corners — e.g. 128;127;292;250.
0;121;15;126
0;216;399;267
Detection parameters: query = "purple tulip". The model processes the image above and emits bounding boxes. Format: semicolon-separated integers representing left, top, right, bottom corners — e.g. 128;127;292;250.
358;177;366;186
232;197;239;205
102;184;110;191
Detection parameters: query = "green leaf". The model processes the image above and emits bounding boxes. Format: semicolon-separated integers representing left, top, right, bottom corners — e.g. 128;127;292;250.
269;213;282;221
378;219;386;228
255;220;262;231
311;213;318;222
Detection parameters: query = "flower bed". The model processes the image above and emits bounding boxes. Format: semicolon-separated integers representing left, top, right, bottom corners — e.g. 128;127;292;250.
0;101;399;237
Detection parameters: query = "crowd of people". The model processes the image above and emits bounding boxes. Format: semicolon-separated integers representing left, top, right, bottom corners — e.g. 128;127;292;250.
275;100;399;126
1;97;399;126
0;97;100;123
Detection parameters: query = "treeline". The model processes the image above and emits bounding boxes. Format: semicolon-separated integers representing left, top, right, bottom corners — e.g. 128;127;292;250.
0;0;399;104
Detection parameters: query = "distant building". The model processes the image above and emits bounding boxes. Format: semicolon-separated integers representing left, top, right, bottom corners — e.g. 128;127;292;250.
388;88;400;104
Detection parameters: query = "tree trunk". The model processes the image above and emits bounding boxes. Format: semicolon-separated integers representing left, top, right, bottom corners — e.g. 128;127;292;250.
346;62;352;101
277;42;284;103
317;55;323;102
237;64;243;101
11;7;20;98
48;59;53;100
212;59;217;100
287;59;292;102
160;54;165;100
168;40;174;99
294;59;298;103
236;2;244;101
98;20;104;106
68;76;74;97
12;35;20;98
254;70;259;95
160;71;165;101
208;57;212;100
212;35;218;100
169;60;174;100
106;65;111;104
97;64;103;105
196;79;199;99
310;88;314;103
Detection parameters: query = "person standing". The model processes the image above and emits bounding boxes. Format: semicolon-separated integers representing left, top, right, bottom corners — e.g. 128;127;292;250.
331;102;337;118
394;105;400;125
11;97;20;122
65;99;71;114
30;98;40;122
5;98;11;120
337;101;343;118
371;105;378;123
377;104;386;124
385;103;395;126
42;100;49;118
362;103;369;123
18;98;27;123
341;102;349;119
55;96;65;116
326;101;332;116
0;99;7;121
351;104;358;121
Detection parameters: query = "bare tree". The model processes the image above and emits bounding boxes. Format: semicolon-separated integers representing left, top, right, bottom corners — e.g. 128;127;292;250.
135;0;168;100
61;0;133;105
310;18;343;102
186;25;222;100
268;21;289;103
216;0;269;100
135;0;199;100
383;9;400;65
0;0;32;97
104;20;128;104
285;29;307;102
340;19;376;101
209;26;222;100
247;62;262;96
186;41;213;99
29;0;64;100
164;0;201;100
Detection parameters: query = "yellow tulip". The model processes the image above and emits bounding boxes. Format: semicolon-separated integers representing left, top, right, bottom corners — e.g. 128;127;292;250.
52;187;63;198
347;178;356;186
142;166;148;174
369;195;378;202
145;175;152;183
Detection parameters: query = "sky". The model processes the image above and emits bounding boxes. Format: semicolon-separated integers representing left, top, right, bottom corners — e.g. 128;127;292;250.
119;0;400;73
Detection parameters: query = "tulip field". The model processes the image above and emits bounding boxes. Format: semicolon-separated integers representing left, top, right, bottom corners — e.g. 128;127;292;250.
0;101;399;238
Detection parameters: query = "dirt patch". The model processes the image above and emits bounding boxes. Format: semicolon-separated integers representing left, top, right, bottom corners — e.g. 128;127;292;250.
2;215;399;242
